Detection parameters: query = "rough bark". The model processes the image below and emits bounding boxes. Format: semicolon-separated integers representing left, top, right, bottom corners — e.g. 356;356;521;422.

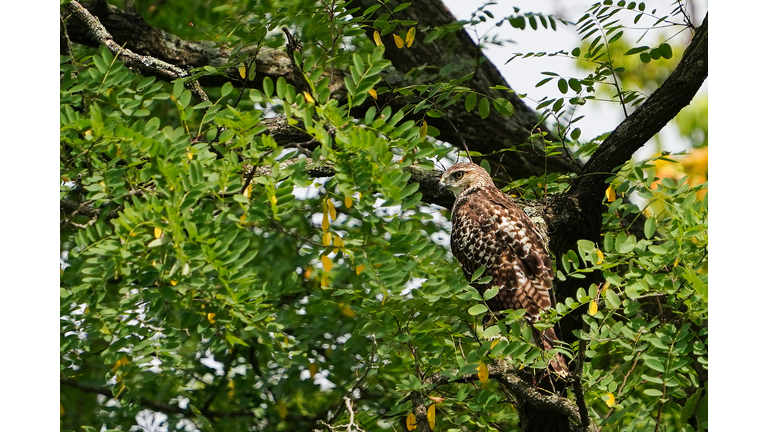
569;15;708;208
62;0;580;181
347;0;582;180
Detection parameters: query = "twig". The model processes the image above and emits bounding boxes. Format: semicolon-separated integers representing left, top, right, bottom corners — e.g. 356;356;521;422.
325;336;379;427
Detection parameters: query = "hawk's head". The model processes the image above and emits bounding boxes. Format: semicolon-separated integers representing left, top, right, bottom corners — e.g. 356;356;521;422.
438;162;495;198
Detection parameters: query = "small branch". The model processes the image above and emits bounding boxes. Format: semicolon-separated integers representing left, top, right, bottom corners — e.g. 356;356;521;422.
572;322;591;429
325;336;378;427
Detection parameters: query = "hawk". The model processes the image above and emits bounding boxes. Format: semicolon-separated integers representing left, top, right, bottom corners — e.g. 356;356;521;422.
439;162;568;376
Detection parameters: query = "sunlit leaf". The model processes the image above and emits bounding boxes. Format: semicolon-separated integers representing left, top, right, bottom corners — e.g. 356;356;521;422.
393;34;405;48
477;361;489;383
406;27;416;47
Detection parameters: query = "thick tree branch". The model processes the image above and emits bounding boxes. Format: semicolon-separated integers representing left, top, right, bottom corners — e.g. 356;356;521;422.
62;0;209;102
62;1;345;96
421;360;590;432
568;15;708;207
63;0;580;181
347;0;582;180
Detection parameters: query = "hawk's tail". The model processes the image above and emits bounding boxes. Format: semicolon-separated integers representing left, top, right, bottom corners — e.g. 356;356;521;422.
539;327;569;378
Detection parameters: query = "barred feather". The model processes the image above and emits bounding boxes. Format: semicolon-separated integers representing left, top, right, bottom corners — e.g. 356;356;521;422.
441;163;568;376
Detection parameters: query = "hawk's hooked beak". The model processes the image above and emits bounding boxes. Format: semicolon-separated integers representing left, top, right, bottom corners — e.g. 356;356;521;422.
437;177;446;193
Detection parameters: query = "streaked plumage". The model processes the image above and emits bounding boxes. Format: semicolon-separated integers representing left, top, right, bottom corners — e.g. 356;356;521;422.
439;162;568;376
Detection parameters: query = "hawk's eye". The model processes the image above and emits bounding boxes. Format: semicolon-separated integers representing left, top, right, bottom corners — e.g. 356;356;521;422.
453;171;464;180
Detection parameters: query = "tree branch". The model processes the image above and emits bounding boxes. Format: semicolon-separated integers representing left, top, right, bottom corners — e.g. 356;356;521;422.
62;0;209;102
568;15;708;207
347;0;582;180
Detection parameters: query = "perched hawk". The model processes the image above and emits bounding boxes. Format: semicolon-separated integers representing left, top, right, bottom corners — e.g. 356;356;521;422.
439;162;568;376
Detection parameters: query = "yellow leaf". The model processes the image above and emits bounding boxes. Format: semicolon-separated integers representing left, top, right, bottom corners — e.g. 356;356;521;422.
244;184;252;198
589;300;598;316
477;361;489;383
406;27;416;47
154;227;162;239
406;413;417;431
238;62;246;79
228;379;235;399
393;34;404;48
373;30;383;46
187;151;194;160
355;264;366;275
271;195;277;205
605;393;615;407
327;199;337;220
368;88;378;99
427;404;436;430
333;235;343;248
344;195;353;208
309;363;318;378
596;249;604;264
112;356;130;371
60;403;64;417
322;232;332;246
419;121;428;139
322;207;330;231
303;91;315;104
277;399;288;419
605;185;616;202
321;274;329;287
170;280;178;286
207;312;216;323
490;339;500;349
322;255;332;272
340;304;355;317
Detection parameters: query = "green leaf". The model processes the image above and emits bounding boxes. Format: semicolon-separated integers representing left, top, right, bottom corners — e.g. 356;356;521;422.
465;92;477;112
470;266;486;282
276;77;287;99
492;98;514;116
658;43;673;59
605;289;621;308
468;304;488;316
263;77;274;98
557;78;568;94
644;216;656;238
219;83;233;100
478;97;490;119
483;286;500;300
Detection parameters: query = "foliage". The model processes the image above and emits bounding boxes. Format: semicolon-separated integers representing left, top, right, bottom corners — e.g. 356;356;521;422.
61;1;707;431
